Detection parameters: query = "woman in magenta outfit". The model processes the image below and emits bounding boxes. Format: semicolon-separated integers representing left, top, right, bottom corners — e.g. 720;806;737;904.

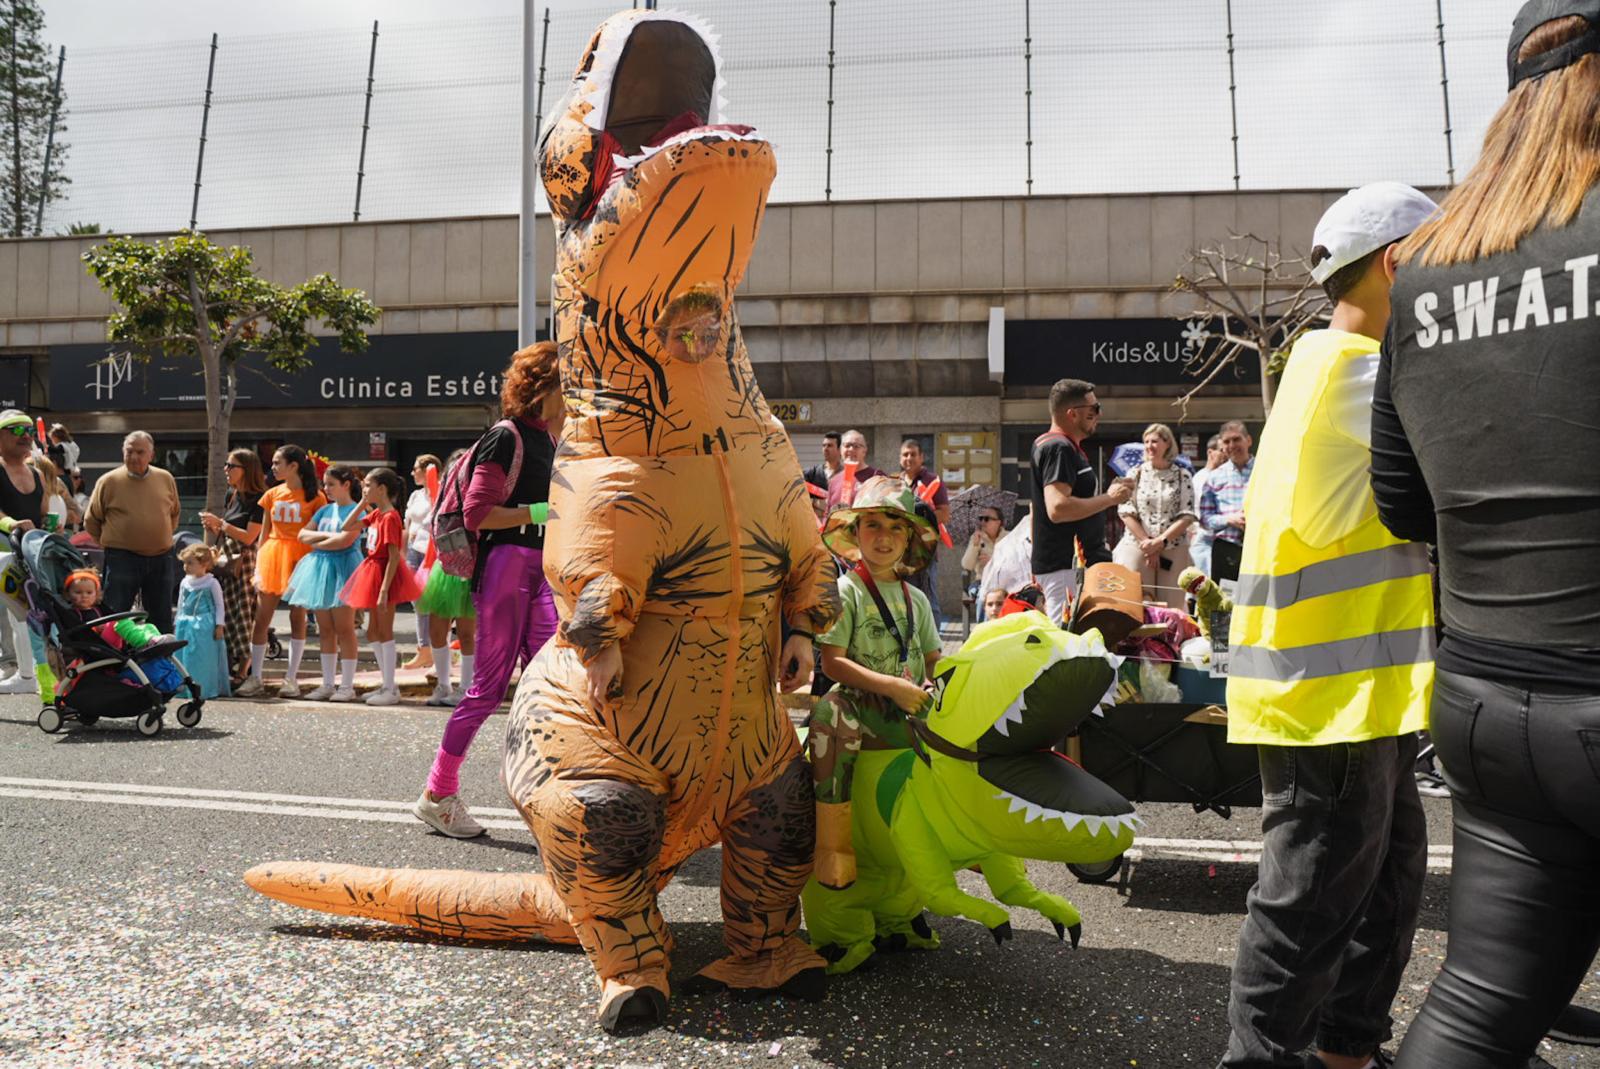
412;343;563;839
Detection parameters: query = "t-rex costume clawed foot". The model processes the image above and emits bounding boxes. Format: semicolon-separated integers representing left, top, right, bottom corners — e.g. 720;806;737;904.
802;615;1140;974
245;10;838;1034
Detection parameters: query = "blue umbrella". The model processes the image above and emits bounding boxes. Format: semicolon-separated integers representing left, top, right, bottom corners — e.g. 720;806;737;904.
1108;442;1194;478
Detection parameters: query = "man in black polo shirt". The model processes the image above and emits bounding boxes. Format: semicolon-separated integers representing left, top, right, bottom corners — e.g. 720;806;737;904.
1029;379;1130;624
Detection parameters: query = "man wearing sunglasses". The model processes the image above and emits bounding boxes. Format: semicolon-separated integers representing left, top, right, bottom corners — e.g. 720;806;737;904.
0;410;47;694
1029;378;1131;624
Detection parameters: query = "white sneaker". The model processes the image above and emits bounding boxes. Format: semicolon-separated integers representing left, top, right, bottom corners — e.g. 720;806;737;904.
425;684;456;707
329;686;358;703
302;684;334;702
234;675;266;697
0;672;36;695
277;681;302;699
450;685;468;705
364;687;400;706
412;790;485;838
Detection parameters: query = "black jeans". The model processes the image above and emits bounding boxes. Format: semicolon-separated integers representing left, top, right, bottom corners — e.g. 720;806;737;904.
1395;671;1600;1068
1220;732;1427;1068
101;547;174;635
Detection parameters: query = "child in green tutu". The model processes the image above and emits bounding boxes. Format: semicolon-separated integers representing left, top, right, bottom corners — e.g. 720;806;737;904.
417;448;476;707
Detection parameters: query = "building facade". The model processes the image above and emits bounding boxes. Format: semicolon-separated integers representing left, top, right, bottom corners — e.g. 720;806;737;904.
1;189;1354;609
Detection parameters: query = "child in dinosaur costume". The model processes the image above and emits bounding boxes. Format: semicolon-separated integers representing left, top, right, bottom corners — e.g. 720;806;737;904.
244;9;838;1035
808;476;945;893
803;612;1140;974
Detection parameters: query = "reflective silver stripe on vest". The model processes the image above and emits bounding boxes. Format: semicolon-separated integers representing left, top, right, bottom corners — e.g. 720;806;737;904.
1233;543;1432;610
1229;627;1436;683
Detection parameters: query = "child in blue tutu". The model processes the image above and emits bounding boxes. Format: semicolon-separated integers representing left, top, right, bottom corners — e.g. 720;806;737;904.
284;465;364;701
174;544;229;698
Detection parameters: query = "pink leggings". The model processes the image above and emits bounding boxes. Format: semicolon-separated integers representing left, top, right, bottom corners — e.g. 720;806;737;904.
428;544;558;796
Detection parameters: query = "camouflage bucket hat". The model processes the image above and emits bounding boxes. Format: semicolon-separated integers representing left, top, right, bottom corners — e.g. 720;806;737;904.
821;475;939;575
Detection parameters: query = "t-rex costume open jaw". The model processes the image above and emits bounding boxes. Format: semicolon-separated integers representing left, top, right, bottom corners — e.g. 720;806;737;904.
244;9;839;1035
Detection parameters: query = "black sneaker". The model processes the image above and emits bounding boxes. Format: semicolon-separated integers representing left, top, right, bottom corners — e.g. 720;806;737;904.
1415;771;1451;799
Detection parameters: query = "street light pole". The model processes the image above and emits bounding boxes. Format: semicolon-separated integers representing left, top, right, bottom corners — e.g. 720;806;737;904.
518;0;539;347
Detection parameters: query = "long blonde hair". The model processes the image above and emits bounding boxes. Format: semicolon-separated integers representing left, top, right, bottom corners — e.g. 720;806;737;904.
27;454;67;499
1401;15;1600;267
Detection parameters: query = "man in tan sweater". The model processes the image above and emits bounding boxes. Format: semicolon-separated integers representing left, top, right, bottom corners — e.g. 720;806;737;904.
86;431;180;634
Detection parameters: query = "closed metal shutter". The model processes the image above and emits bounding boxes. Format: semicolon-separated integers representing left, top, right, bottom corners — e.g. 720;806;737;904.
787;431;826;474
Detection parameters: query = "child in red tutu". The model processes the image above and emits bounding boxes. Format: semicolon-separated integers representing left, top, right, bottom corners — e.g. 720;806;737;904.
339;467;423;705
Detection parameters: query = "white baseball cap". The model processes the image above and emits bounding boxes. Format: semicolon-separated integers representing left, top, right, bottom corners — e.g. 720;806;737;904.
1309;182;1439;284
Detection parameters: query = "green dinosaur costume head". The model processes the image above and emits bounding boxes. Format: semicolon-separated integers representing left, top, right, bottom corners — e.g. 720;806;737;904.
910;613;1138;861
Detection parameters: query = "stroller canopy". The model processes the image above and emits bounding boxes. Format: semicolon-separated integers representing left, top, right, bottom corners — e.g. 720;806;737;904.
21;529;92;612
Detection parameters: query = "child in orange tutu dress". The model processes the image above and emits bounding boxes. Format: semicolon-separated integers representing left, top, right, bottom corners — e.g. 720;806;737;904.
339;467;423;706
240;446;327;698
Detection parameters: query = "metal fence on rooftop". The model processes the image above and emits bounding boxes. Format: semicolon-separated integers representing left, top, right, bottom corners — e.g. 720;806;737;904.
40;0;1525;236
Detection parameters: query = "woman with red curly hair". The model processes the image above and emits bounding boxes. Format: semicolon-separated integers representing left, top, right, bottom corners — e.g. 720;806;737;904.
413;342;564;839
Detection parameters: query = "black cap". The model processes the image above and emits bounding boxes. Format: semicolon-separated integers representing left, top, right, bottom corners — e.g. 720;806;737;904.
1509;0;1600;88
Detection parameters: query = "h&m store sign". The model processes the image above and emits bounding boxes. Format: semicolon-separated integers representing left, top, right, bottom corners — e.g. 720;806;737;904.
1005;318;1261;386
49;331;531;412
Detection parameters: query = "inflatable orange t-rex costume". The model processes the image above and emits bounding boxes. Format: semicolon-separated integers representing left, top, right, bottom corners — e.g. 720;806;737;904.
245;9;839;1034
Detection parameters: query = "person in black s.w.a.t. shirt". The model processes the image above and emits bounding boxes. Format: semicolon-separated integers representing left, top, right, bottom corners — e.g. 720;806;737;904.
1028;378;1130;624
1375;5;1600;1066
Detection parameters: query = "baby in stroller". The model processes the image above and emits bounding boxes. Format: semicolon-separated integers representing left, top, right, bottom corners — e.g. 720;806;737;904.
21;530;204;736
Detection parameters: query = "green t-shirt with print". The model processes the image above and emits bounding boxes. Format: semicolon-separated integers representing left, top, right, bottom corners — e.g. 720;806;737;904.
819;569;941;747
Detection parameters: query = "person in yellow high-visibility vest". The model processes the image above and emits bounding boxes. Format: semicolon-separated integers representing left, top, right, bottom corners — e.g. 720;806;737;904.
1216;183;1439;1069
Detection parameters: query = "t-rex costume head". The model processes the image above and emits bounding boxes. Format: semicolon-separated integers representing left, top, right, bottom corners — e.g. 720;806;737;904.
802;613;1139;974
245;10;839;1036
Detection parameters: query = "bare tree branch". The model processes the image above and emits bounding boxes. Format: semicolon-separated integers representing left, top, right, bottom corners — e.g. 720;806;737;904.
1170;232;1331;419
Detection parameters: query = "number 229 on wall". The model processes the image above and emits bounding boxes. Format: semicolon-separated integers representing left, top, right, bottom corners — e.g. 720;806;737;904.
770;401;813;424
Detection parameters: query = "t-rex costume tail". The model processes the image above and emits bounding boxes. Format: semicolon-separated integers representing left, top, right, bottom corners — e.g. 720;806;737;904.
245;10;838;1035
803;614;1139;974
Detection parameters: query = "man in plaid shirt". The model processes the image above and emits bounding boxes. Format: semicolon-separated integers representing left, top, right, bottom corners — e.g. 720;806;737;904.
1198;420;1254;576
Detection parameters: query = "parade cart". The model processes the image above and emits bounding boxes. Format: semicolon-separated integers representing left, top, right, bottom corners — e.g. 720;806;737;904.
1059;565;1260;889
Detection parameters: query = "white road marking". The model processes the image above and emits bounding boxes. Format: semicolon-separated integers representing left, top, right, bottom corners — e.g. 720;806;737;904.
0;775;1455;869
0;775;522;817
0;776;527;831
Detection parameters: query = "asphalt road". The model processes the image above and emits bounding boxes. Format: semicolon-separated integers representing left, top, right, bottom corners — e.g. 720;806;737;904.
2;695;1596;1069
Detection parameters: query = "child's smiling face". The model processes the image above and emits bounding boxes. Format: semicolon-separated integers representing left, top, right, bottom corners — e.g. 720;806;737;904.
67;579;97;611
856;513;910;573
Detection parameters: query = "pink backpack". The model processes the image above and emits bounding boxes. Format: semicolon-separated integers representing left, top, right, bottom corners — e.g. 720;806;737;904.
430;419;525;579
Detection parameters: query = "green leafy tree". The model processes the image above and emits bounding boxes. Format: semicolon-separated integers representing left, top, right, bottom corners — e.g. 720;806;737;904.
2;0;67;236
81;230;380;512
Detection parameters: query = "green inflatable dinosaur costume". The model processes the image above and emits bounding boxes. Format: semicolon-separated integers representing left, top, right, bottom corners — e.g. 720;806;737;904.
802;612;1140;973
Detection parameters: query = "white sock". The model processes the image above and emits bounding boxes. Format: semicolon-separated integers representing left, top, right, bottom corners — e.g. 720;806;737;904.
460;653;474;692
431;646;451;691
379;640;396;690
287;638;305;683
250;643;266;679
320;653;336;688
340;658;356;689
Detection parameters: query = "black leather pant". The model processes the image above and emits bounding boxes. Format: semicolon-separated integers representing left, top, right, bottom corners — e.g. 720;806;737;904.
1395;670;1600;1068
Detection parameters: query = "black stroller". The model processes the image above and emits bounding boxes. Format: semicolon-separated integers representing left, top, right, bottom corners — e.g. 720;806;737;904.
16;530;205;736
